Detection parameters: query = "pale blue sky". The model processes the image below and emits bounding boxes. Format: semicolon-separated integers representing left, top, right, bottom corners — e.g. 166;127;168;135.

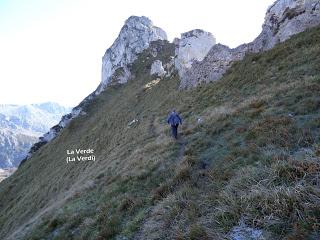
0;0;275;106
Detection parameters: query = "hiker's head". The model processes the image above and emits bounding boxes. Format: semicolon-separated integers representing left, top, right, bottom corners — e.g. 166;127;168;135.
172;109;176;113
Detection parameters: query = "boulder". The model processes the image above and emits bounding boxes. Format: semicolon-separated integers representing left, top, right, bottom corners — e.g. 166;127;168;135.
150;60;166;77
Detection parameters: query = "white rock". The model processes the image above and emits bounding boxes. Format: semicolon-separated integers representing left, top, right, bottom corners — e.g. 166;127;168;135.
251;0;320;52
98;16;167;93
128;119;139;127
150;60;166;77
25;106;83;161
181;43;248;88
179;0;320;88
197;117;204;124
229;218;264;240
175;29;216;78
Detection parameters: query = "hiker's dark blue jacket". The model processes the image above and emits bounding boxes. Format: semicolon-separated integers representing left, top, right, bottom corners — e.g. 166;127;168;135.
167;112;182;126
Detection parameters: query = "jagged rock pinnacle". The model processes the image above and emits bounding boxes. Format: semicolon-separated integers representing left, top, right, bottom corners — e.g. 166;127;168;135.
174;29;216;87
98;16;167;93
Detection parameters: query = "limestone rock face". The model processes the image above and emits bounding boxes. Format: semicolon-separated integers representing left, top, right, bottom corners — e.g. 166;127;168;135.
251;0;320;52
99;16;167;93
180;0;320;88
174;29;216;87
150;60;166;77
182;44;248;88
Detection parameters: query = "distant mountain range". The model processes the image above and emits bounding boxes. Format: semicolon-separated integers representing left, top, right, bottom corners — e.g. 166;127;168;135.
0;102;71;168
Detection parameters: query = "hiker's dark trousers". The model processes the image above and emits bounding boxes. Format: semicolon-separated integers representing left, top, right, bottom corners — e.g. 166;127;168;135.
171;124;179;139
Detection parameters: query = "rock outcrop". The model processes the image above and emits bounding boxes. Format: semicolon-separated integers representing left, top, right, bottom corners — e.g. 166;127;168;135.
150;60;166;77
145;40;176;78
0;168;16;182
98;16;167;93
250;0;320;52
181;44;248;88
179;0;320;88
174;29;216;88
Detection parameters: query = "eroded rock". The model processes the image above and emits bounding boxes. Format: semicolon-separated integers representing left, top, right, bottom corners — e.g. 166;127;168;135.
174;29;216;88
250;0;320;52
182;44;248;88
150;60;166;77
179;0;320;88
98;16;167;93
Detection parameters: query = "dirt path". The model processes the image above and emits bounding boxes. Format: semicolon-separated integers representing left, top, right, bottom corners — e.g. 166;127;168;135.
133;123;187;240
177;134;186;162
150;115;186;161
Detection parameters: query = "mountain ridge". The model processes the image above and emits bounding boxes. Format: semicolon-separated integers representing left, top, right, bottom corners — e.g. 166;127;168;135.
0;0;319;239
1;24;319;240
23;0;320;162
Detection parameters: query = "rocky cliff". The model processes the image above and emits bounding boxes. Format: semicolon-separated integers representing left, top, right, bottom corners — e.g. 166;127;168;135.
181;43;248;88
174;29;216;89
251;0;320;52
179;0;320;88
99;16;167;93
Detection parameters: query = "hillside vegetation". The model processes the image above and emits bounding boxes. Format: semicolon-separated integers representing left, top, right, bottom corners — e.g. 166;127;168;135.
0;27;319;240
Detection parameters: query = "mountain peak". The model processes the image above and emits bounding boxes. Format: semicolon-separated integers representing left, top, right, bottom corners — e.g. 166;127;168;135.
181;29;213;38
175;28;216;83
98;16;167;93
124;15;152;26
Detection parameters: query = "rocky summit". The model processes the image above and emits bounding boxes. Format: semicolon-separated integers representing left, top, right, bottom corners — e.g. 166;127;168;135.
174;29;216;89
99;16;167;93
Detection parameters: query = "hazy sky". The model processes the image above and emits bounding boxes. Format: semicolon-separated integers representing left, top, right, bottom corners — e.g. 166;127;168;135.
0;0;275;107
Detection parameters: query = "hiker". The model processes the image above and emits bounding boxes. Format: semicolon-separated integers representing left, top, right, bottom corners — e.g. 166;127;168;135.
167;110;182;139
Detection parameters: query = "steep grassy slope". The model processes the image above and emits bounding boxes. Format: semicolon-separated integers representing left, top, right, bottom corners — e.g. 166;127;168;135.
0;27;319;240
